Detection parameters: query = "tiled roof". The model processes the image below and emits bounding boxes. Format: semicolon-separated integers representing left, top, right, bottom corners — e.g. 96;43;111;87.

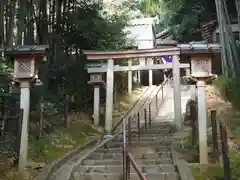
124;18;155;47
156;29;171;39
201;20;218;42
128;17;155;26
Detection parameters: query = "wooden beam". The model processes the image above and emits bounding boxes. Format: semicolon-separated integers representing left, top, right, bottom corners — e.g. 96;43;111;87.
156;40;178;46
83;48;180;60
87;63;190;73
178;43;221;54
83;44;220;60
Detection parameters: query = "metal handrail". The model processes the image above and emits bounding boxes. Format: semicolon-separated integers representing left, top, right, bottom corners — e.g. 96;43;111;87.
112;86;157;133
122;114;147;180
210;110;232;179
121;76;172;180
128;152;146;180
136;73;172;118
148;73;172;110
133;74;172;131
67;76;173;179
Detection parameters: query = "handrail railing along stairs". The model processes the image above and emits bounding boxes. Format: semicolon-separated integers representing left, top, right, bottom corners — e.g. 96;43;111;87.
121;74;172;180
69;74;172;180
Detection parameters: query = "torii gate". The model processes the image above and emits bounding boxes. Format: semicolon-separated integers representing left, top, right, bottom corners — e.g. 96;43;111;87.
84;47;189;133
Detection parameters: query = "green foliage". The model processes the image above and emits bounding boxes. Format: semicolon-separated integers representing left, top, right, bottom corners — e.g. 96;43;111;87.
0;57;13;97
192;166;224;180
29;122;100;163
138;0;237;41
229;150;240;178
193;150;240;180
213;76;240;109
44;1;129;107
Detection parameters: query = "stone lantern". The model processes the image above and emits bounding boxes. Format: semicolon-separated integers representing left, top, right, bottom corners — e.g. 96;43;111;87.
181;41;219;165
5;45;48;83
4;45;49;171
190;43;212;78
88;67;104;126
89;73;103;85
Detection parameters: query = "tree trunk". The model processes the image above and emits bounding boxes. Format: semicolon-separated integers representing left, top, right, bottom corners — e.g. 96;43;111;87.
6;0;16;46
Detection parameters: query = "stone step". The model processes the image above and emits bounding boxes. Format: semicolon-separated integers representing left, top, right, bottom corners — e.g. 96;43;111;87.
73;172;179;180
114;136;173;142
76;164;176;173
127;123;172;128
126;123;172;129
128;129;172;135
126;128;170;134
82;158;172;166
95;146;170;153
126;121;173;127
108;141;172;148
85;151;171;160
126;133;172;138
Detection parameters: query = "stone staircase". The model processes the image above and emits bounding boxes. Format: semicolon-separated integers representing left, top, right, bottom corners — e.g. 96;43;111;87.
68;83;195;180
72;121;180;180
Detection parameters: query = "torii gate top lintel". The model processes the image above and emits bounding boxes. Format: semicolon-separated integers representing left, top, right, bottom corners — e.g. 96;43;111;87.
83;47;180;60
83;43;221;60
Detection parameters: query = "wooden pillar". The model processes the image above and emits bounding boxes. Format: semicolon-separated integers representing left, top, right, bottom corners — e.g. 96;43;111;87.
137;71;141;83
93;85;100;126
186;68;190;76
139;57;145;84
172;55;182;129
128;59;132;95
148;58;153;86
105;59;114;133
197;80;208;164
114;83;117;108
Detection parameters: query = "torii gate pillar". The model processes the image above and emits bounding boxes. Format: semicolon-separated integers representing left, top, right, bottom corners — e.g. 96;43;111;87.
148;58;153;86
105;59;114;133
172;55;182;129
128;59;132;95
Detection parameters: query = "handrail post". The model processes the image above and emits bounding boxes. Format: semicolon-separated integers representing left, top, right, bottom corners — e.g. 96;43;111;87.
161;85;164;99
220;122;232;180
148;103;152;128
127;154;130;179
144;108;147;130
137;112;140;139
122;118;127;180
190;100;197;147
155;94;158;114
210;110;219;163
128;116;132;152
191;120;197;146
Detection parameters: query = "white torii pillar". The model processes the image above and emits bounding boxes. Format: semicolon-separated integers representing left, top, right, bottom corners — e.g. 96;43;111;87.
172;55;182;129
186;68;190;76
148;57;153;86
105;59;114;133
93;85;100;126
128;59;132;95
